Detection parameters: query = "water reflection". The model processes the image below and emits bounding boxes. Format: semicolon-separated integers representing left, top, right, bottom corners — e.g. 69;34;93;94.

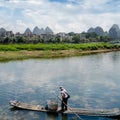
0;51;120;120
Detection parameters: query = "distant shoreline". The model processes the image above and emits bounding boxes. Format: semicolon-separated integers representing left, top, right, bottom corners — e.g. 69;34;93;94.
0;48;120;61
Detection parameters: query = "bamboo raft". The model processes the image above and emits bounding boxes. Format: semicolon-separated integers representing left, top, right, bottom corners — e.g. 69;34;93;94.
9;100;120;118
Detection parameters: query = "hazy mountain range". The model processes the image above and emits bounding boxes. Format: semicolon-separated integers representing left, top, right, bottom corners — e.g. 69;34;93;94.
24;26;54;35
0;24;120;39
87;24;120;39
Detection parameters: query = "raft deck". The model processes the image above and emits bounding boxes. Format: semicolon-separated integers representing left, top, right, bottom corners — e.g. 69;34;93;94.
9;100;120;117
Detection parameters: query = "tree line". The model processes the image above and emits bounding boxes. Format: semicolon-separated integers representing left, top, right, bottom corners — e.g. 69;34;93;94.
0;32;113;44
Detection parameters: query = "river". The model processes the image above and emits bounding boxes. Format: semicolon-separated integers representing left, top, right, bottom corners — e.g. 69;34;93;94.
0;51;120;120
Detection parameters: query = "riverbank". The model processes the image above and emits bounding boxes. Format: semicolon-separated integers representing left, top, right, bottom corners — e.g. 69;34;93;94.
0;48;120;61
0;43;120;61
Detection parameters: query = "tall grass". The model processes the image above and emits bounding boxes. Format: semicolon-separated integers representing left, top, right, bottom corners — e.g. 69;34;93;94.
0;42;119;51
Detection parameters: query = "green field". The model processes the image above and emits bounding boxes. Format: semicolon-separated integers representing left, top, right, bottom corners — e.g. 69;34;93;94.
0;42;119;51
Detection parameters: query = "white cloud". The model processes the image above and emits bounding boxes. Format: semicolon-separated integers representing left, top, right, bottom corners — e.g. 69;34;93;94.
16;20;27;32
0;0;120;33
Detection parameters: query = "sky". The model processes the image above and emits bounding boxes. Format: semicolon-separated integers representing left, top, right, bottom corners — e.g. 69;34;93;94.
0;0;120;33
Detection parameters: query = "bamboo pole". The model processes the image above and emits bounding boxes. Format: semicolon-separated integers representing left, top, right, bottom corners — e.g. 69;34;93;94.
56;95;84;120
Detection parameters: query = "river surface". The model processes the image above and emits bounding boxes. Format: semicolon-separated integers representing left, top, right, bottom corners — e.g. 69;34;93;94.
0;51;120;120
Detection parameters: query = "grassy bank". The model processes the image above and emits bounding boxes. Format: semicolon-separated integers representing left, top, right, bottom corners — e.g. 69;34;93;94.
0;43;120;61
0;42;120;51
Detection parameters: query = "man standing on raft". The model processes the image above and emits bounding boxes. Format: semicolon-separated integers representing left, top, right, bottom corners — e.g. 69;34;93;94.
59;86;70;112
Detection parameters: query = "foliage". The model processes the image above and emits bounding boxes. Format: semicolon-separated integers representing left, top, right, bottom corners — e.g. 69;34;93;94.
68;32;75;36
72;34;80;43
0;30;117;44
0;42;119;51
86;32;98;38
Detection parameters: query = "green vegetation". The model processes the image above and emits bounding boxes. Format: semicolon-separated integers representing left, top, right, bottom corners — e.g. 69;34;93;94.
0;42;119;51
0;42;119;61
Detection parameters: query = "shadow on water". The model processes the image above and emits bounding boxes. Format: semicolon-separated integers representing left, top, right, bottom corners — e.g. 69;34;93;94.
46;112;59;120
